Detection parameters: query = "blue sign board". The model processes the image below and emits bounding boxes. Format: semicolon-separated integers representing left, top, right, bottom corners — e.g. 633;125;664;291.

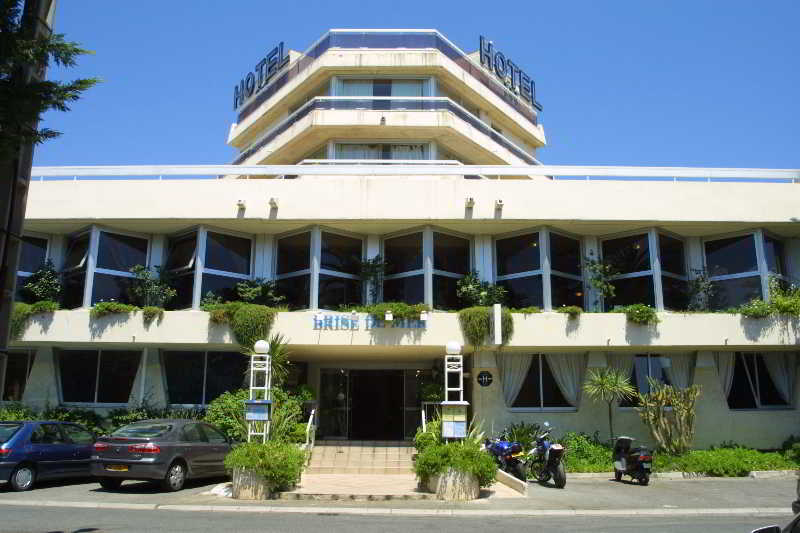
244;400;272;422
312;313;426;330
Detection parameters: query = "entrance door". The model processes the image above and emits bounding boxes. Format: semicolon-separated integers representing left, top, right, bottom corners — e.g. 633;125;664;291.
319;369;350;439
349;370;404;441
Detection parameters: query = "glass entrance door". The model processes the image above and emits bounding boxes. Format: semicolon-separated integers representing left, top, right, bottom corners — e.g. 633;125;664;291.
319;369;350;439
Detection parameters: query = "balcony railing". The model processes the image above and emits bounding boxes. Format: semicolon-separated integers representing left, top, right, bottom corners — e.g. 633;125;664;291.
233;96;541;166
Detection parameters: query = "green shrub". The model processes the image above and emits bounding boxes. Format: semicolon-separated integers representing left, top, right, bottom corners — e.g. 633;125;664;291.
510;306;541;315
269;388;304;444
90;301;139;319
200;291;223;307
737;299;773;319
41;406;106;436
340;301;429;321
20;260;62;303
413;417;441;453
203;302;277;350
787;443;800;464
613;304;659;325
127;265;176;308
413;441;496;488
657;447;797;477
106;405;205;431
555;305;582;318
10;300;59;339
0;403;37;421
420;382;443;402
457;306;513;347
456;272;506;307
235;278;285;307
204;389;248;442
561;431;613;473
224;441;307;492
142;306;164;325
502;421;541;453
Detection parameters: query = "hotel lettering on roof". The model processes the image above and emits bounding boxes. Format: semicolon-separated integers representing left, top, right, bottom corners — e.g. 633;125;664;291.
10;29;800;448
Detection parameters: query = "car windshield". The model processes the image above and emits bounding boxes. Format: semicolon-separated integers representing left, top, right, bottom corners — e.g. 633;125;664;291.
0;423;22;443
111;423;172;438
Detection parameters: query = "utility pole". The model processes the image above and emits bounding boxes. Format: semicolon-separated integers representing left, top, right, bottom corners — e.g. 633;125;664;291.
0;0;57;352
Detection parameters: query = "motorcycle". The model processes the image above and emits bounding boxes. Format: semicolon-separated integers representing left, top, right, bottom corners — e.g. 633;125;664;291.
484;434;527;481
612;435;652;486
525;421;567;488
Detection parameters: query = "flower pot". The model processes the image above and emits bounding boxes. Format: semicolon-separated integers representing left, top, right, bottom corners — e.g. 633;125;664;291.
426;467;480;501
231;467;271;500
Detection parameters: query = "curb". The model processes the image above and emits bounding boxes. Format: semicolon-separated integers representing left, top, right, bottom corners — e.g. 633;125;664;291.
496;469;527;495
750;470;799;479
0;500;792;518
276;492;437;501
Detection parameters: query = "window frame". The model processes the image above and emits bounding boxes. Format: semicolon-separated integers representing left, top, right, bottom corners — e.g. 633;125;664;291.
727;351;795;411
56;348;144;407
702;229;767;308
618;353;674;409
317;227;365;310
508;353;579;413
160;350;247;408
0;350;36;403
15;232;50;301
331;75;434;99
331;139;435;161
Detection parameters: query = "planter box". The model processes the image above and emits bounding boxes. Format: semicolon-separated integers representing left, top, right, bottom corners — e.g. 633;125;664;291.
231;467;272;500
426;468;479;501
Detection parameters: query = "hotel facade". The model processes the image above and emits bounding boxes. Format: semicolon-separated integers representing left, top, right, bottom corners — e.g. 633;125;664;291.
6;29;800;448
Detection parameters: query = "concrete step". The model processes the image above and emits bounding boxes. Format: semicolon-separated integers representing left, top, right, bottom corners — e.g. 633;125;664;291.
305;466;414;475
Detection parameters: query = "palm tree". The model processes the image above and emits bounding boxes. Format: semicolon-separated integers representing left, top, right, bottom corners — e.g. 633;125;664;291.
266;333;291;387
583;367;635;443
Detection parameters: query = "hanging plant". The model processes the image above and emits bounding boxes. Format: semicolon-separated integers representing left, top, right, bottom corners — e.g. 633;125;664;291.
457;306;513;348
203;301;277;349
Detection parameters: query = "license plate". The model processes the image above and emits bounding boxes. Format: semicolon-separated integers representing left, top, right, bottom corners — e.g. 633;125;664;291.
105;464;129;472
642;462;651;469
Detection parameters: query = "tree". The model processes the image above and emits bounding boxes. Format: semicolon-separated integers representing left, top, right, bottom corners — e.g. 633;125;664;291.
583;367;635;443
0;0;99;158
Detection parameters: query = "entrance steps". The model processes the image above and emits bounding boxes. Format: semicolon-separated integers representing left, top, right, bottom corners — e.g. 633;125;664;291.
305;440;415;475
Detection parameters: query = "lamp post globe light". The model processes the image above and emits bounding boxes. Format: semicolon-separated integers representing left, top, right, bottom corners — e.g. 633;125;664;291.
445;340;462;355
253;339;269;354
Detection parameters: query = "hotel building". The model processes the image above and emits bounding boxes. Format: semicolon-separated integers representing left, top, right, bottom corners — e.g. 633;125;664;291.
6;29;800;448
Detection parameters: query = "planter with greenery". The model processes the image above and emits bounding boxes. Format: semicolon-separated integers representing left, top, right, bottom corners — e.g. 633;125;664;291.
19;260;62;303
613;303;660;325
225;441;307;499
414;440;496;500
10;300;59;339
202;301;278;350
583;367;635;443
339;301;429;322
456;272;506;307
90;301;139;319
555;305;582;318
457;306;513;348
126;265;176;324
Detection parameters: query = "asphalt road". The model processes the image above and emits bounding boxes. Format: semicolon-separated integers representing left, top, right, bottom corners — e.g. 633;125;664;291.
0;505;793;533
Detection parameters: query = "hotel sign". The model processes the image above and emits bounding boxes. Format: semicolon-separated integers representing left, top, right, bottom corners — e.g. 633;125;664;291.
479;36;542;111
312;313;426;330
233;41;290;110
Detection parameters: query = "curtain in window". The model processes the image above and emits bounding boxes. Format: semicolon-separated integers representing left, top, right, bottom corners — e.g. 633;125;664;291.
391;80;423;97
666;353;696;389
545;353;587;407
608;353;635;381
339;79;372;96
335;144;381;160
390;144;425;160
497;353;533;407
762;352;796;404
714;352;735;398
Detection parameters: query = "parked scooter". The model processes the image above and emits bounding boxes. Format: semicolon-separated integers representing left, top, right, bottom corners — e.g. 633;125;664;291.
525;421;567;488
485;434;527;481
612;436;652;486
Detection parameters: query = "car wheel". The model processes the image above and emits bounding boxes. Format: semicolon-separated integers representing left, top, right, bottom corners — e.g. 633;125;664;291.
9;464;35;492
98;477;123;490
161;461;187;492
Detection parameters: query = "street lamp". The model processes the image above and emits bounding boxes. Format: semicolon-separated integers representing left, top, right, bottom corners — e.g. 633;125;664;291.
442;340;468;440
245;339;272;442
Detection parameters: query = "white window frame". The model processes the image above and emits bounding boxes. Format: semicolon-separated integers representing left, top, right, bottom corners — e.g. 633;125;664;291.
508;354;578;413
728;352;794;411
318;227;366;310
161;350;246;408
762;230;789;282
600;228;659;310
0;350;36;403
57;348;143;407
702;230;766;305
15;232;50;298
274;226;315;310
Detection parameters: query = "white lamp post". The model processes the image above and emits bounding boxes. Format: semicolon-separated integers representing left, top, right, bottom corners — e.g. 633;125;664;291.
442;340;468;440
245;339;272;443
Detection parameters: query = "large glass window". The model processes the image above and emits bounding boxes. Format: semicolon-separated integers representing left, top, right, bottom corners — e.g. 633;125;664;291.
619;354;673;407
602;233;655;309
165;232;197;309
725;352;794;410
659;234;688;310
432;232;469;310
763;234;787;276
15;236;48;302
495;232;542;308
201;231;251;303
550;233;584;308
92;231;149;305
512;354;573;409
318;231;363;309
383;232;425;305
276;231;311;310
1;351;35;402
704;234;761;309
162;351;247;405
62;233;90;309
58;349;141;404
334;143;428;160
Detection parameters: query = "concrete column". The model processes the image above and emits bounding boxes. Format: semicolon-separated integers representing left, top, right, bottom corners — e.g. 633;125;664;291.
82;226;100;308
473;235;493;282
22;347;59;409
583;236;601;311
478;109;492;128
423;226;434;308
541;228;552;310
310;227;321;309
470;350;507;436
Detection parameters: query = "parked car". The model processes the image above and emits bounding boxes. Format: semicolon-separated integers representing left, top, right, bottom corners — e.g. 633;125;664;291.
91;419;232;492
0;420;96;491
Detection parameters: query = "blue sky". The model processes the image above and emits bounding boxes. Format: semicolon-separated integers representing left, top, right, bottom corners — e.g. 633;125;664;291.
34;0;799;169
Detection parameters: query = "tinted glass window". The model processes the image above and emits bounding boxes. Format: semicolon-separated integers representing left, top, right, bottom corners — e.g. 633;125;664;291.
763;235;785;275
205;352;248;404
662;276;689;310
91;272;131;305
496;233;539;276
384;233;423;274
321;232;362;275
169;272;194;310
58;350;98;403
62;271;86;309
551;275;584;308
31;424;66;444
433;233;469;274
705;235;758;276
659;235;686;275
512;355;571;408
277;232;310;274
203;424;228;444
201;273;240;303
19;236;47;273
181;423;206;443
3;352;33;402
205;232;251;275
497;275;543;309
276;274;310;310
433;275;460;310
62;424;94;444
113;423;172;438
606;276;655;309
318;275;362;309
710;276;762;310
163;351;204;404
63;234;89;270
0;423;21;444
166;233;197;271
97;351;141;404
97;232;148;272
550;233;581;276
383;275;424;304
602;234;650;274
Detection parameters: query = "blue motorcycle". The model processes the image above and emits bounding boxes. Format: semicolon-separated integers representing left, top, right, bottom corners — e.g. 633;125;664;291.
525;422;567;488
485;434;527;481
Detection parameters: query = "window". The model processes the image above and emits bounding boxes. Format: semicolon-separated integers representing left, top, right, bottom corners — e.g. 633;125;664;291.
334;143;428;160
62;233;90;308
57;349;141;404
495;232;542;309
432;232;469;310
725;352;794;410
512;355;573;409
704;234;762;309
31;424;66;444
201;231;252;303
550;233;584;308
619;354;672;407
93;231;149;305
165;232;197;309
203;424;228;444
162;351;248;406
276;231;311;310
319;232;363;309
62;424;94;444
383;232;425;305
1;351;35;402
15;236;48;301
181;423;206;443
602;233;655;309
337;78;426;109
659;234;688;310
764;234;787;276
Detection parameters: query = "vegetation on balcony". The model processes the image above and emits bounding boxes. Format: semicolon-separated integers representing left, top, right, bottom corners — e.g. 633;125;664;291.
612;303;660;325
457;306;514;347
338;301;429;321
555;305;582;318
10;300;60;339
